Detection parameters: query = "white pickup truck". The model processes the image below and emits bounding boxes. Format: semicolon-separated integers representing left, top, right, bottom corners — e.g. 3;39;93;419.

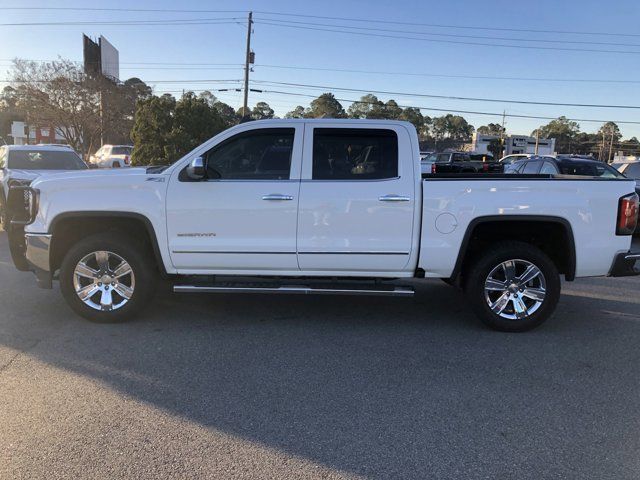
6;119;640;331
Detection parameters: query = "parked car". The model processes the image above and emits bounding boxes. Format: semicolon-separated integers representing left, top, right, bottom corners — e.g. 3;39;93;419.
499;153;555;166
506;155;626;178
89;145;133;168
0;145;88;228
6;119;639;332
425;151;503;174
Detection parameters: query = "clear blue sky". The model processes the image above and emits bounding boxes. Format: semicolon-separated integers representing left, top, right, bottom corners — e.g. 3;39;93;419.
1;0;640;139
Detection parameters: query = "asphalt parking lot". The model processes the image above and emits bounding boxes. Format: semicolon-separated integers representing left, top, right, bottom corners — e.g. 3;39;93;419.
1;232;639;480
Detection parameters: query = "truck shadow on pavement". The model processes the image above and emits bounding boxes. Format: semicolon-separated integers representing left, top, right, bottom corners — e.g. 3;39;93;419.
2;232;640;478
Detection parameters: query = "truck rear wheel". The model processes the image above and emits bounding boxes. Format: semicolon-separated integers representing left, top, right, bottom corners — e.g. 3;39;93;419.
465;241;561;332
59;232;156;323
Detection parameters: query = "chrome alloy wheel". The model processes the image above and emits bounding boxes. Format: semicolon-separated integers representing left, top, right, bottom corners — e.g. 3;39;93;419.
484;259;546;320
72;251;135;311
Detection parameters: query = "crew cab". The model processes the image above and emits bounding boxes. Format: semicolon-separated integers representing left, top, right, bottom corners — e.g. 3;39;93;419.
5;119;640;332
424;151;503;174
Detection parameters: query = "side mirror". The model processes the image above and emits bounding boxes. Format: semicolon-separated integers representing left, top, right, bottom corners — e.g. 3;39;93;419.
186;157;206;180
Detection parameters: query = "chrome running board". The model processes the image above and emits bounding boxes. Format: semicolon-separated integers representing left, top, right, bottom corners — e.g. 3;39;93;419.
173;284;414;297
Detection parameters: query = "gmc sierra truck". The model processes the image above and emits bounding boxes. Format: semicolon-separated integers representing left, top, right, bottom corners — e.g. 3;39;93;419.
5;119;640;332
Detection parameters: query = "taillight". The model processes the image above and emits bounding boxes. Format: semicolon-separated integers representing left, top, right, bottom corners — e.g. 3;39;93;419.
431;163;437;174
482;163;489;172
617;193;639;235
124;155;130;165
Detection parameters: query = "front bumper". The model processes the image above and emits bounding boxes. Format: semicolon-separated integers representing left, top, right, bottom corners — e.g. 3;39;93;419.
24;233;53;288
609;251;640;277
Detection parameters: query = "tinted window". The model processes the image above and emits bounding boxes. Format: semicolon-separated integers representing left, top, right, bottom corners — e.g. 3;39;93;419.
111;146;132;155
522;160;542;174
312;128;398;180
7;150;87;170
452;153;468;162
540;161;559;175
204;128;294;180
436;154;450;163
624;163;640;179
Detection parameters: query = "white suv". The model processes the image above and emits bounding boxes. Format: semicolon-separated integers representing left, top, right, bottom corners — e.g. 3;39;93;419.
89;145;133;168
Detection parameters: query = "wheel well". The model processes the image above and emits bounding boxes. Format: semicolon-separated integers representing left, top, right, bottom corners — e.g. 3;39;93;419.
454;218;575;282
50;214;165;276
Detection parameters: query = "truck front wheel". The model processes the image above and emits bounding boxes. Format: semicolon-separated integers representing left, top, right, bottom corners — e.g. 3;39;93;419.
59;233;157;323
465;241;561;332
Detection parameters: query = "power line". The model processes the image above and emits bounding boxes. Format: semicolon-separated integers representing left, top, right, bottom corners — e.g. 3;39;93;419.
3;58;640;85
251;80;640;110
0;17;245;27
249;88;640;125
253;18;640;48
3;6;639;39
253;64;640;85
256;20;640;55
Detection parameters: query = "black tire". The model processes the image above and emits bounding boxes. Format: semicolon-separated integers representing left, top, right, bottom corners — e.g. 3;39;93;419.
464;241;561;332
59;232;157;323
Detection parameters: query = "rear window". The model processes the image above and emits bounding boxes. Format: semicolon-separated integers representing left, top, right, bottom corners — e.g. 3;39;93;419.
312;128;398;180
436;154;450;163
623;163;640;179
111;147;132;155
558;161;624;178
8;150;87;170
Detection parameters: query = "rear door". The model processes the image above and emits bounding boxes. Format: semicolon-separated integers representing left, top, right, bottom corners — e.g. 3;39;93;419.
297;124;416;273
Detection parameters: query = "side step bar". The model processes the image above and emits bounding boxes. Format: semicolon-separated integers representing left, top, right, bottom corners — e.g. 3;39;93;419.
173;284;414;297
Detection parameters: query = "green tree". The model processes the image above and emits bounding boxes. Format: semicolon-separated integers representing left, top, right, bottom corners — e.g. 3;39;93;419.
381;99;402;120
251;101;274;120
307;93;345;118
399;107;425;135
347;94;383;118
164;92;227;160
432;114;474;141
487;138;504;159
131;94;176;165
477;123;505;136
284;105;307;119
533;116;580;153
131;92;227;166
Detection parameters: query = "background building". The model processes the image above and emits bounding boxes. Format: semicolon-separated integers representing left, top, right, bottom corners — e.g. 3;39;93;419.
473;133;556;156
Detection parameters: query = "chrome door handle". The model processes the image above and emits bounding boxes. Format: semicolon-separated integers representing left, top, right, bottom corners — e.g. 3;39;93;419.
378;194;411;202
262;194;294;201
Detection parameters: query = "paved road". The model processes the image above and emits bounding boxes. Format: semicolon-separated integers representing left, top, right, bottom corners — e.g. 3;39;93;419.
1;232;639;480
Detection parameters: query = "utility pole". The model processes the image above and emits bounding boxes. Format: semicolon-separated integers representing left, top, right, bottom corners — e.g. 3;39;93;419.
242;11;253;116
500;110;506;157
608;127;615;163
534;128;540;155
599;130;605;161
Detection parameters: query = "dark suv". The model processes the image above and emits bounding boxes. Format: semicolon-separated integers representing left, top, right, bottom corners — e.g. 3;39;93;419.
426;152;503;174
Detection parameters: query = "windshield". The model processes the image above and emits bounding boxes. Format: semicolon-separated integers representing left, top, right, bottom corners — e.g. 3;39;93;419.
111;146;132;155
8;150;88;170
423;154;438;162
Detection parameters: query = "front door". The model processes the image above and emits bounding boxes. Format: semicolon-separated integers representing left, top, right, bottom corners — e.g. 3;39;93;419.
297;125;417;273
166;126;303;273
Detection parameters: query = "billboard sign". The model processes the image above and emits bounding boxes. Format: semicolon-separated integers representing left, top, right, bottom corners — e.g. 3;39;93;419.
99;35;119;81
82;34;119;81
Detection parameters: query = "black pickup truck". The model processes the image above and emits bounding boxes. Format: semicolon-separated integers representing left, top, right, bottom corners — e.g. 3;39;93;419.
424;152;503;174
